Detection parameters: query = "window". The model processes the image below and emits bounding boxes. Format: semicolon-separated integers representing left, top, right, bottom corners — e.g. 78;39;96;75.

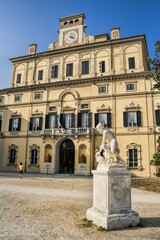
123;111;141;127
9;149;16;164
51;65;58;78
66;63;73;77
16;74;21;84
95;112;111;128
29;144;39;166
31;149;38;165
49;106;56;111
128;57;135;69
82;61;89;75
8;144;18;165
9;118;21;131
38;70;43;80
45;113;58;129
126;83;135;91
81;104;89;109
34;92;42;100
99;86;107;93
14;95;21;102
99;61;105;73
78;112;92;128
155;109;160;126
129;149;138;167
29;117;42;131
60;114;74;129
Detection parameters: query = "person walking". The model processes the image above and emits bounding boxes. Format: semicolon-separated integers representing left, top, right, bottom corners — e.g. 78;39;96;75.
18;162;23;179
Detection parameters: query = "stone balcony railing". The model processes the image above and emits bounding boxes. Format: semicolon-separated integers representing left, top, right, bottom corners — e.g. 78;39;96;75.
41;127;95;137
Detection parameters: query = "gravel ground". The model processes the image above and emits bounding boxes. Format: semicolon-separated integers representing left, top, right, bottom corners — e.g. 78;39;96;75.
0;172;160;240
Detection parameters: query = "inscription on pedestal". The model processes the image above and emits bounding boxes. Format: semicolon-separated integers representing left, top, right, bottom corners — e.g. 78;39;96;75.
110;176;131;213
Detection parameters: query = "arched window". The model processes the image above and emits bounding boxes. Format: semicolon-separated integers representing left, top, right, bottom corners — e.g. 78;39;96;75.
8;144;18;165
126;143;141;169
69;20;73;24
29;144;40;166
64;21;68;26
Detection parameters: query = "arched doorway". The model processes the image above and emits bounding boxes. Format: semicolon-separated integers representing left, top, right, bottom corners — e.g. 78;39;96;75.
59;139;75;174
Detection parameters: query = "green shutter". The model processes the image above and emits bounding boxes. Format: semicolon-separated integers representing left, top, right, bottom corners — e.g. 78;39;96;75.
45;115;49;129
155;110;160;126
17;118;21;131
9;119;12;131
95;113;99;127
137;111;141;127
123;112;128;127
107;112;111;128
78;113;81;127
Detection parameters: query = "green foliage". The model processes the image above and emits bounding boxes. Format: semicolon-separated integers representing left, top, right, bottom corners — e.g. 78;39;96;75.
147;40;160;90
82;218;93;227
150;136;160;177
97;226;106;231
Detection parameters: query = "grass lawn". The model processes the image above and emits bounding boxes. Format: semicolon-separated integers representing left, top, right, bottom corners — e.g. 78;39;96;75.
131;177;160;193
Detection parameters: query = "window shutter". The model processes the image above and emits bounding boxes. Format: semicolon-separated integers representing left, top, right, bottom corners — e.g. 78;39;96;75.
95;113;99;127
55;113;58;128
107;112;111;128
29;117;33;131
9;119;12;131
17;118;21;131
155;110;160;126
137;111;141;127
39;117;43;130
60;114;65;128
45;115;50;129
78;113;81;127
123;112;128;127
71;113;74;128
88;112;92;127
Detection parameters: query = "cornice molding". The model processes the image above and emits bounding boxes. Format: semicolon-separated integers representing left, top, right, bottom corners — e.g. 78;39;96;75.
9;35;146;63
0;72;148;95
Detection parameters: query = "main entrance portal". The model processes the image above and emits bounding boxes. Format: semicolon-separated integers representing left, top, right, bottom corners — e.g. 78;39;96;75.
59;139;75;174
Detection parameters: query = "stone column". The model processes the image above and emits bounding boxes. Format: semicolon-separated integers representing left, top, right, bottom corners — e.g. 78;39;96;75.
86;166;139;230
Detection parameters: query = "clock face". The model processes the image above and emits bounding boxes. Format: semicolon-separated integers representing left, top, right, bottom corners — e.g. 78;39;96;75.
64;31;78;43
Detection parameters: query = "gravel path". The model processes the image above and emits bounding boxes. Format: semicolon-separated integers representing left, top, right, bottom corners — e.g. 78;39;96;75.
0;173;160;240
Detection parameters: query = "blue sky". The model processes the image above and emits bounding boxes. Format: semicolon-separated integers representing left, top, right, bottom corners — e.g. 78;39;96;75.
0;0;159;89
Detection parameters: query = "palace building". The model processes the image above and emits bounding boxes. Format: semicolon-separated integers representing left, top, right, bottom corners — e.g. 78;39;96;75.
0;13;159;176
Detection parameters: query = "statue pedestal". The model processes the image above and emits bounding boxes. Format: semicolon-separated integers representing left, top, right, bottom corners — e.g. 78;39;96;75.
86;166;139;230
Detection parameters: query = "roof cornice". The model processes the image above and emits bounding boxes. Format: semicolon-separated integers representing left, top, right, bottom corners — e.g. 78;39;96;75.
9;34;147;63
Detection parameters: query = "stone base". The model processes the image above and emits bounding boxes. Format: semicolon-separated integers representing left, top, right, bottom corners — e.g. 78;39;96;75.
86;207;139;230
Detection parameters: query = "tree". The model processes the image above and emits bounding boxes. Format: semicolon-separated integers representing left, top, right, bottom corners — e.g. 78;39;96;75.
150;136;160;177
147;40;160;90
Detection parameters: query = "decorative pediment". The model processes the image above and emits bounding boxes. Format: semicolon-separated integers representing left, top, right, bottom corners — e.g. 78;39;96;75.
32;110;43;116
11;111;21;117
125;102;140;110
96;104;111;112
61;105;75;111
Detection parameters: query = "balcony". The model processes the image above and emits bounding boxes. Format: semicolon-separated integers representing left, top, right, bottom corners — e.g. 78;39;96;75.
41;127;95;137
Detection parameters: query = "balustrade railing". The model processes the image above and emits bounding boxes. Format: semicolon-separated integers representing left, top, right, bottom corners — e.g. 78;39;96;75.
41;128;94;136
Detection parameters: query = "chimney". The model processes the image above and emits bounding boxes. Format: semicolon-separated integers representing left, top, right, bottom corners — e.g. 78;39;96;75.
28;44;37;54
110;28;120;39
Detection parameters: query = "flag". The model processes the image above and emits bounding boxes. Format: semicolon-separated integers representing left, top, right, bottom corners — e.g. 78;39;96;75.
57;117;66;133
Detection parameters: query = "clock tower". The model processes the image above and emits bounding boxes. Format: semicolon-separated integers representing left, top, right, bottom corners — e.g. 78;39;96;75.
58;13;86;47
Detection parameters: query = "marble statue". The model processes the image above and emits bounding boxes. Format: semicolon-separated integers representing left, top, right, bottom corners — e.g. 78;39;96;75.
96;122;125;167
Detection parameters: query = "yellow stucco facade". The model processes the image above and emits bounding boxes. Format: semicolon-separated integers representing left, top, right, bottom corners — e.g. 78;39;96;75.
0;13;159;176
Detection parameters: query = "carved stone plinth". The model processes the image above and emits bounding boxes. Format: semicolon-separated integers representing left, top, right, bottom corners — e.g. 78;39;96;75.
86;166;139;230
